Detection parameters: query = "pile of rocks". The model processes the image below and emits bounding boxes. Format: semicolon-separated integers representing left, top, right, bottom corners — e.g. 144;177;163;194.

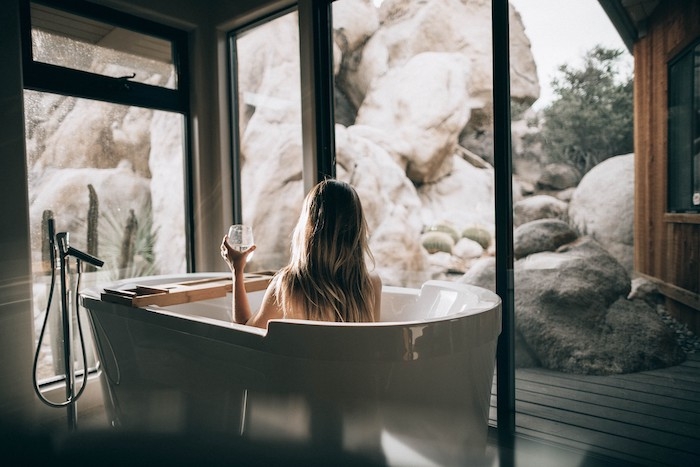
630;277;700;355
657;306;700;354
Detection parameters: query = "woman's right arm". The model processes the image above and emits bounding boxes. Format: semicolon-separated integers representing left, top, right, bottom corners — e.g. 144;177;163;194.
221;235;256;325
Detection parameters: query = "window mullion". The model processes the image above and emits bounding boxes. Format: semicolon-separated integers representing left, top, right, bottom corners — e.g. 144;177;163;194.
298;0;335;191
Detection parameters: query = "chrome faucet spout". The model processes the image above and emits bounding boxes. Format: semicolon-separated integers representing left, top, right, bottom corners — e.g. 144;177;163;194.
56;231;104;267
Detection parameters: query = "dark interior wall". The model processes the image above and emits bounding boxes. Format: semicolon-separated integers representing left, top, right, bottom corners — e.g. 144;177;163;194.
0;0;35;431
0;0;288;431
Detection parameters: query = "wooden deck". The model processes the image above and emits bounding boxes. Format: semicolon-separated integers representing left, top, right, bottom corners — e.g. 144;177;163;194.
490;353;700;466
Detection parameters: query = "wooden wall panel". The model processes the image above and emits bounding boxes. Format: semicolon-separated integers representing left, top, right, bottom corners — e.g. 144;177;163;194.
667;223;700;292
633;0;700;326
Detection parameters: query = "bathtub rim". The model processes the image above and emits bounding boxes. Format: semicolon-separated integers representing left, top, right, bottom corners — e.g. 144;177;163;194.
86;300;501;363
80;272;501;327
82;273;501;363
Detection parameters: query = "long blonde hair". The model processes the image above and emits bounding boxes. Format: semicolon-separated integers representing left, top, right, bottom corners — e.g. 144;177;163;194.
274;179;376;322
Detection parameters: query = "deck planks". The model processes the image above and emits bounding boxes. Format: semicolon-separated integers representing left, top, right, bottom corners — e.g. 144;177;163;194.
514;386;700;437
513;370;700;413
490;353;700;466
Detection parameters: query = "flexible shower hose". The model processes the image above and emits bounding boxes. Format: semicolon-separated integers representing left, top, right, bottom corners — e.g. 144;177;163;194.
31;231;90;408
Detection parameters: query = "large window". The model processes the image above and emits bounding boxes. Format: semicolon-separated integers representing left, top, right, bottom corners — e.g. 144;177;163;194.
228;1;497;289
23;0;190;382
668;39;700;213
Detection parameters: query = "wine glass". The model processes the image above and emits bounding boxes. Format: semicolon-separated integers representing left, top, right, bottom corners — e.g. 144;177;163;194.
227;224;255;262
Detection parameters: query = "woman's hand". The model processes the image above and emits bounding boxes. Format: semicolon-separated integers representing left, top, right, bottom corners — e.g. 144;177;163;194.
220;235;256;272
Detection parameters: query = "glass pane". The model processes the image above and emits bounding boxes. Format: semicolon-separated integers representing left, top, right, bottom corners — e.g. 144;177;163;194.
502;2;693;464
331;2;499;462
332;0;496;288
668;49;693;211
25;90;187;382
233;11;304;271
30;2;177;89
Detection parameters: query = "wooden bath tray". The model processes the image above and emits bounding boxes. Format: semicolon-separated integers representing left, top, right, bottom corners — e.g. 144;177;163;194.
100;272;274;308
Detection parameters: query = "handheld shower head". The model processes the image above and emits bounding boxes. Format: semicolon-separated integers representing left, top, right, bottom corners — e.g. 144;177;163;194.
47;217;56;269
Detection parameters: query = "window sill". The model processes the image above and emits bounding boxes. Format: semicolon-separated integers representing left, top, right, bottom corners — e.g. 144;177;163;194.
664;212;700;224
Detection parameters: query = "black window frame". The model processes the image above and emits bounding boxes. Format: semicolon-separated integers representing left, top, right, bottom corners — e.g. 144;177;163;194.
225;0;515;442
226;6;300;224
225;1;335;224
21;0;190;113
20;0;195;270
668;37;700;213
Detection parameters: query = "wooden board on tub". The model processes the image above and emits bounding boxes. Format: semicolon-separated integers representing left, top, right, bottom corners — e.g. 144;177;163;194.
100;272;274;308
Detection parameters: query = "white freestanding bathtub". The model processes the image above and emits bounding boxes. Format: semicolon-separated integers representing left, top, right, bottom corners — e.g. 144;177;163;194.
81;273;500;465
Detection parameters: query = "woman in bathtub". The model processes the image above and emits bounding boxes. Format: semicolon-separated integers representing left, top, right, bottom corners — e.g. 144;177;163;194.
220;179;382;328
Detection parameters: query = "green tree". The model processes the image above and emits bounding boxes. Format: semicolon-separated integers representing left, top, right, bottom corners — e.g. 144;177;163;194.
541;46;633;174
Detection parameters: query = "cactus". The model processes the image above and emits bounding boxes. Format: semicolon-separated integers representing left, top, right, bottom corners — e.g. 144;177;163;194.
41;209;54;275
462;225;492;250
426;223;460;243
85;184;99;272
421;230;455;254
99;204;157;281
118;209;138;278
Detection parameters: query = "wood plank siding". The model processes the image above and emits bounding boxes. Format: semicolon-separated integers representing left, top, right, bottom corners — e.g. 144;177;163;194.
633;0;700;333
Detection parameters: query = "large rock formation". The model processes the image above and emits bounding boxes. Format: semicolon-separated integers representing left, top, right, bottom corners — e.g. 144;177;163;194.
460;237;685;374
417;156;495;229
26;1;540;285
457;154;670;375
28;161;151;264
513;218;578;259
568;153;634;274
149;108;187;275
236;0;539;285
513;194;568;227
354;51;472;184
536;163;581;191
514;238;683;374
336;125;430;287
341;0;539;114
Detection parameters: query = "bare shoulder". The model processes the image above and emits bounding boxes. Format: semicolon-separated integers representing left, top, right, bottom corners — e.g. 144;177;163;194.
246;283;283;329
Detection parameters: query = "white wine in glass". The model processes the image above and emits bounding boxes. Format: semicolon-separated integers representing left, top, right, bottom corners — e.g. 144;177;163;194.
228;224;254;262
